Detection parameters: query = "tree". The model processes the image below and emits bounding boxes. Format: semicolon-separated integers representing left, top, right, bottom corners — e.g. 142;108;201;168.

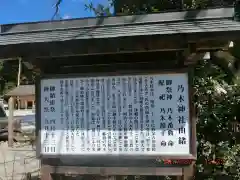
193;58;240;179
0;60;36;96
0;61;18;95
54;0;240;179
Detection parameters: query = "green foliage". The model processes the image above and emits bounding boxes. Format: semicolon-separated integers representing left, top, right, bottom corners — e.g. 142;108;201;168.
82;0;235;16
0;60;36;95
193;59;240;179
84;1;112;16
234;0;240;21
0;61;17;95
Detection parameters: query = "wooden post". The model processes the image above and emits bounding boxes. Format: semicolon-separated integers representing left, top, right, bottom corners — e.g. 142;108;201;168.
32;100;35;110
176;176;182;180
17;57;22;110
102;176;116;180
8;96;14;147
40;167;52;180
97;176;116;180
17;57;22;86
25;100;28;110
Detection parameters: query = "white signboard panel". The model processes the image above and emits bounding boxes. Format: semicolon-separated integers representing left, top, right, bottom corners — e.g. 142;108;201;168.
40;73;190;156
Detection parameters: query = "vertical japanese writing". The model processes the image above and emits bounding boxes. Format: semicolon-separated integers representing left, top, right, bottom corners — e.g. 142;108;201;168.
41;73;189;155
144;77;150;152
101;79;106;129
85;79;90;152
138;77;144;152
106;78;111;152
166;79;174;146
111;78;117;152
167;107;174;139
75;80;79;150
149;77;156;152
79;80;85;151
101;78;107;151
75;80;79;139
114;78;120;152
96;79;101;152
60;80;64;125
158;79;173;101
70;80;75;152
158;78;167;142
43;85;56;153
50;85;56;153
120;77;126;152
90;79;96;152
136;77;142;152
59;80;64;152
130;77;136;152
158;78;175;148
124;77;132;152
43;118;56;153
64;80;70;152
177;83;187;145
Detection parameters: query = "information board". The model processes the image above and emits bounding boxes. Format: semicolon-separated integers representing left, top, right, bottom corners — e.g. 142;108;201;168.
39;73;190;156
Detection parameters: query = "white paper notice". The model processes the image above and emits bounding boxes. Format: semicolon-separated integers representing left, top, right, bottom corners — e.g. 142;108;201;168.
40;73;190;156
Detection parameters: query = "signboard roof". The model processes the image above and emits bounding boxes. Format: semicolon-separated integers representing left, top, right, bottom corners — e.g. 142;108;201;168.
0;8;237;46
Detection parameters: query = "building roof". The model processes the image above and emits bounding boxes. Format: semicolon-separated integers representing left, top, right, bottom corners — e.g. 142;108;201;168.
5;85;35;97
0;8;238;46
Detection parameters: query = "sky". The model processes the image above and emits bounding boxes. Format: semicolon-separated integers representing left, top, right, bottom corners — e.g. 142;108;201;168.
0;0;111;24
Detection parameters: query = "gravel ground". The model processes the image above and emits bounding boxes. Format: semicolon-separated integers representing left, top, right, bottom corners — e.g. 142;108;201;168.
0;142;40;180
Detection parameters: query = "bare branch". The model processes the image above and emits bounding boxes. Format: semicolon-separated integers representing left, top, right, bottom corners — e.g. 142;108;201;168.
52;0;63;20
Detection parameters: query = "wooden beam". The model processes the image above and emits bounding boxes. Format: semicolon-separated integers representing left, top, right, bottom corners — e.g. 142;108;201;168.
0;31;238;60
196;40;231;51
41;165;183;176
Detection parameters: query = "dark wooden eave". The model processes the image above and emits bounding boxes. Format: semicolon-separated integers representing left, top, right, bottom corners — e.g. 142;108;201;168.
0;7;239;60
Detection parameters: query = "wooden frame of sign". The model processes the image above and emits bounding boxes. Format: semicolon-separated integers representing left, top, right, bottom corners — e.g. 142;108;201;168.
35;69;197;180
